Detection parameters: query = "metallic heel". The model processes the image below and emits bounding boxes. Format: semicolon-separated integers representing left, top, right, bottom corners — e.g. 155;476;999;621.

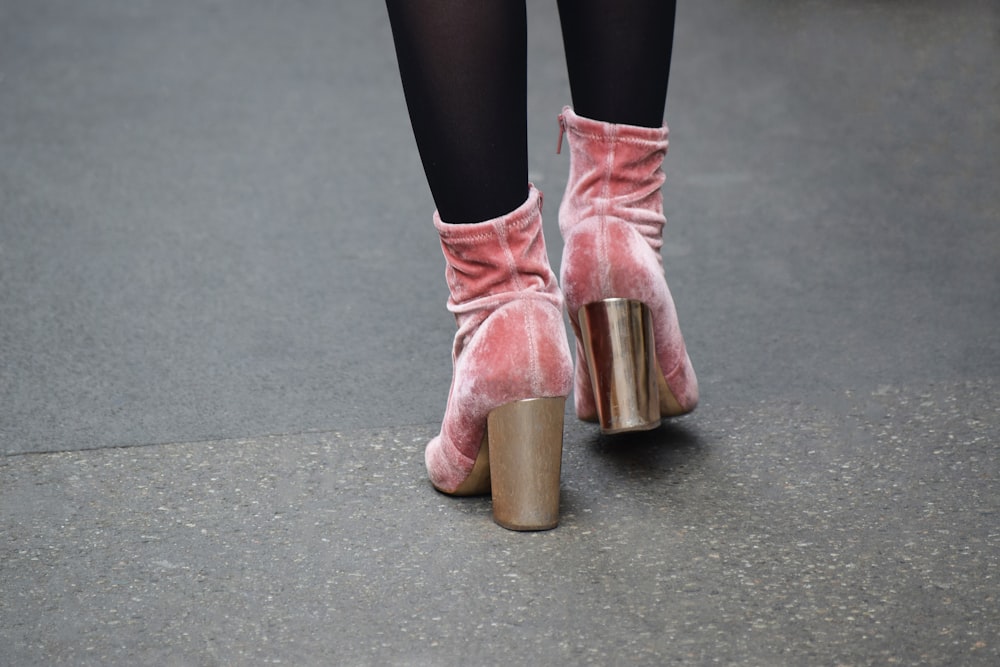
578;298;661;434
486;397;566;531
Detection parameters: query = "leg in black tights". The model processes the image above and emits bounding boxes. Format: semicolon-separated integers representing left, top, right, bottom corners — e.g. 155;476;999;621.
385;1;677;220
385;1;528;223
558;0;677;128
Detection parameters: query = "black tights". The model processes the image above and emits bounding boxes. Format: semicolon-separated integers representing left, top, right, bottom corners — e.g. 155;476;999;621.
385;0;677;223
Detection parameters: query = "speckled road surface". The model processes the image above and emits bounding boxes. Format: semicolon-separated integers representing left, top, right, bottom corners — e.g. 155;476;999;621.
2;1;998;665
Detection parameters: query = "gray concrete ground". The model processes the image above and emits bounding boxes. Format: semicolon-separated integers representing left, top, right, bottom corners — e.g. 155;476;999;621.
2;1;998;665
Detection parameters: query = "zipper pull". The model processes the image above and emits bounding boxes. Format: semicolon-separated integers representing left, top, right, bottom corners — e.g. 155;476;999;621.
556;114;566;154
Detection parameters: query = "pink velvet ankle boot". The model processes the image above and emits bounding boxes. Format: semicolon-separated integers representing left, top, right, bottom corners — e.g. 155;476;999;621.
557;107;698;433
427;185;573;530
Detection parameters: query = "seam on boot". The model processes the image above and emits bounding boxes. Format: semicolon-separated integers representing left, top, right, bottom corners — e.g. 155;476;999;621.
598;127;618;298
494;218;541;397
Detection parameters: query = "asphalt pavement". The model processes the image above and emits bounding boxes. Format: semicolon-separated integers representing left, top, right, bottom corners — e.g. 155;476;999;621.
2;1;998;665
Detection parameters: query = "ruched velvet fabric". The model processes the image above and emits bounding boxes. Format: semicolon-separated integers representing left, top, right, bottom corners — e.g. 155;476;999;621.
426;186;573;493
557;107;698;421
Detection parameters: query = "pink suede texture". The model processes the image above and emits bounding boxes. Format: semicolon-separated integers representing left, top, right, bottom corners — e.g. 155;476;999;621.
557;107;699;420
426;185;573;493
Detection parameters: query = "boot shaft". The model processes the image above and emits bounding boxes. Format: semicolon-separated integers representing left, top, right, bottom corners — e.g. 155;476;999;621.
557;106;669;254
435;185;562;318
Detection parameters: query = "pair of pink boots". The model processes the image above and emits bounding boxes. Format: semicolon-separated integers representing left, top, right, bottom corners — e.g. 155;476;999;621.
425;107;699;530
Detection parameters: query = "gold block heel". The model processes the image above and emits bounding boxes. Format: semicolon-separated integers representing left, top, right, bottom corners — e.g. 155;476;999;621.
579;298;661;434
486;397;566;531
